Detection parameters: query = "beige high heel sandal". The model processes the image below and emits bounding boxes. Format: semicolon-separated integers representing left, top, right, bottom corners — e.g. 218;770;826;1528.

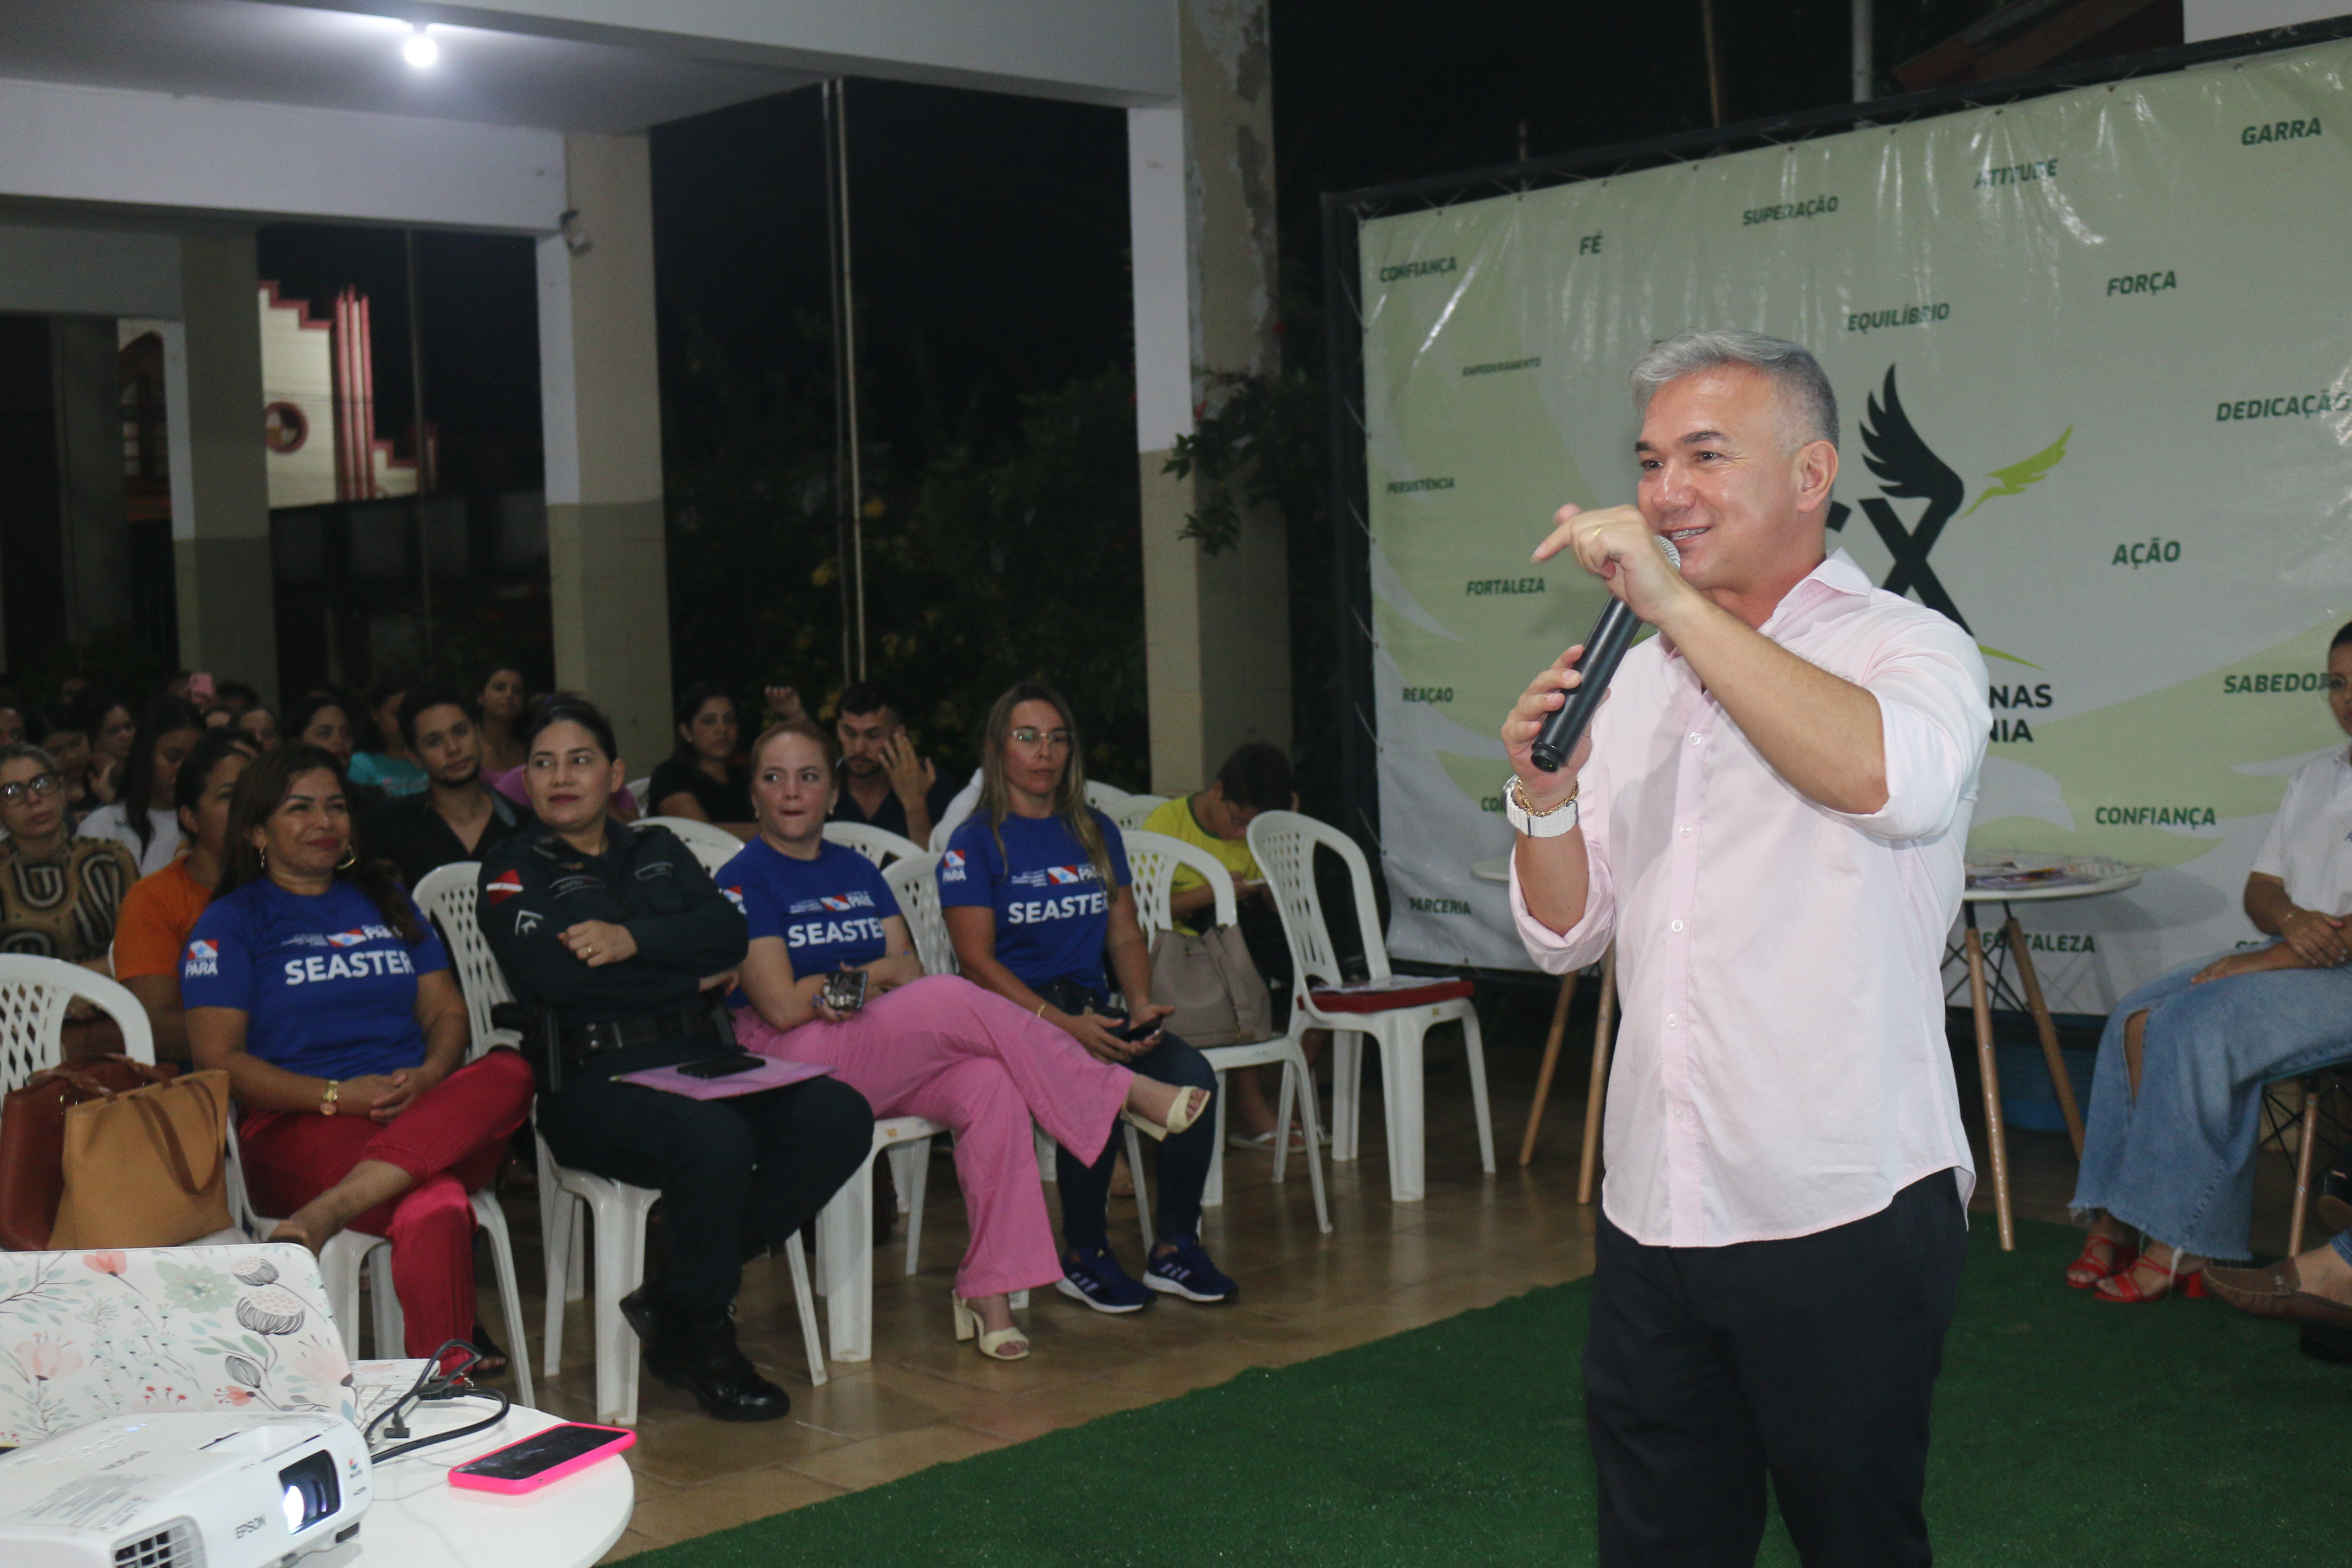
1121;1085;1210;1143
952;1293;1030;1360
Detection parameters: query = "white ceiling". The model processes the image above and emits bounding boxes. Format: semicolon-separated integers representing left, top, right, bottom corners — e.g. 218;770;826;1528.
0;0;816;132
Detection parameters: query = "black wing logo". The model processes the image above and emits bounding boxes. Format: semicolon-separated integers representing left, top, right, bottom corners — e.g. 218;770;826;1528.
1826;366;1972;632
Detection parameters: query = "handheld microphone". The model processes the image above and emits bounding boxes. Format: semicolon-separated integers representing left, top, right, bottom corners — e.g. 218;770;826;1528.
1528;533;1682;773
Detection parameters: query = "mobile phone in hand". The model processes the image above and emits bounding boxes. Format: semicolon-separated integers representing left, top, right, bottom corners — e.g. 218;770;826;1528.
678;1054;765;1080
1108;1014;1162;1044
821;969;870;1014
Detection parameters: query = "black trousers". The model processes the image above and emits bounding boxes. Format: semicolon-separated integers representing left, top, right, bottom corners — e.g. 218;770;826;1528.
1583;1170;1967;1568
537;1074;874;1310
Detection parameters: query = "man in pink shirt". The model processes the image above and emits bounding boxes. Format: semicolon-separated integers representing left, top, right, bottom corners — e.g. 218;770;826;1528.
1504;330;1988;1567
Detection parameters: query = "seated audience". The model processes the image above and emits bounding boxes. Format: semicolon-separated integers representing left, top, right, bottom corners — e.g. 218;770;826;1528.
114;730;254;1062
68;690;136;805
358;686;536;888
350;682;428;797
649;682;756;838
943;680;1232;1311
481;697;870;1421
235;705;280;750
285;693;358;771
0;695;25;747
476;665;530;775
829;683;957;849
2071;621;2352;1300
40;711;95;818
184;743;534;1373
726;721;1209;1359
80;696;202;876
1140;742;1327;1151
0;743;137;969
215;680;261;720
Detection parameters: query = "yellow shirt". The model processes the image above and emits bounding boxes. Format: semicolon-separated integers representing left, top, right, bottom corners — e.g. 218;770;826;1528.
1138;795;1262;900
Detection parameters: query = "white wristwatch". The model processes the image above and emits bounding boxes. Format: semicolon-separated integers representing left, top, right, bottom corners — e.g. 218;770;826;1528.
1504;775;1579;838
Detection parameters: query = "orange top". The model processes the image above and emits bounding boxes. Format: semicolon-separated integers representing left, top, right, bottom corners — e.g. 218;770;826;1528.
113;859;213;981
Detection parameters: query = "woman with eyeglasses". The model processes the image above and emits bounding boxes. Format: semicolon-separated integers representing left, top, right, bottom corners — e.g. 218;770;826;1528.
183;743;535;1374
941;681;1234;1313
723;720;1211;1360
2069;620;2352;1302
480;696;872;1422
0;742;138;977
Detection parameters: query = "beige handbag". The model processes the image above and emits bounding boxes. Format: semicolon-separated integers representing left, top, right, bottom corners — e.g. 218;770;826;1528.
46;1069;233;1249
1148;923;1274;1048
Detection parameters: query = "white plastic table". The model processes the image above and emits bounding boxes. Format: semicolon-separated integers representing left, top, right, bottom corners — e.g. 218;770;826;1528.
317;1401;636;1568
1953;869;2142;1251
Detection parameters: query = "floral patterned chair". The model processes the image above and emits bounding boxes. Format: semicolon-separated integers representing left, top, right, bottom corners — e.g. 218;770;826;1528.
0;1241;355;1448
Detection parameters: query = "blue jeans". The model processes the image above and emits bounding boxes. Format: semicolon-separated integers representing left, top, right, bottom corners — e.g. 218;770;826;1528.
2071;946;2352;1260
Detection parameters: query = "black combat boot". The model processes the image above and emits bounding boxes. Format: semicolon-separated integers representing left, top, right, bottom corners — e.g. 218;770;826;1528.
641;1302;790;1422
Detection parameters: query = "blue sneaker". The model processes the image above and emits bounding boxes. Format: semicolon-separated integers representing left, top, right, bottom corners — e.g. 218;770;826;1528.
1057;1245;1153;1314
1145;1234;1237;1303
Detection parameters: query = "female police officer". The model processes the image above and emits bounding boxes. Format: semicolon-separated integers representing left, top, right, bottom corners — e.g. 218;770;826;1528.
480;696;870;1421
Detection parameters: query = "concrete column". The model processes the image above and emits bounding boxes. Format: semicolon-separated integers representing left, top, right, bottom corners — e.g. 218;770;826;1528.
50;316;131;645
169;229;276;702
539;131;672;772
1130;0;1289;796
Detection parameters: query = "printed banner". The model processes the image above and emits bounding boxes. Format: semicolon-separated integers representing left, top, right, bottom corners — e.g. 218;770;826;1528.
1360;39;2352;1013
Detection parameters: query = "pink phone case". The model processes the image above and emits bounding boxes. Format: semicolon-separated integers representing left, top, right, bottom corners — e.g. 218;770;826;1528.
448;1423;635;1494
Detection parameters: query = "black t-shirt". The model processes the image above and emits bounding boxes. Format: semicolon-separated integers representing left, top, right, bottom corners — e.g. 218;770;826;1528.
359;789;536;889
827;769;959;846
648;757;754;825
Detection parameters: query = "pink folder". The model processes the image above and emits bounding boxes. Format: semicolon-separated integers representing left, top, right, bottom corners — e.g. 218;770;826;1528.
616;1058;833;1100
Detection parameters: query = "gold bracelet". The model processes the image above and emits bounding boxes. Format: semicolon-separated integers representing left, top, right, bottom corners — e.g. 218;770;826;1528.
1509;775;1579;816
319;1081;341;1118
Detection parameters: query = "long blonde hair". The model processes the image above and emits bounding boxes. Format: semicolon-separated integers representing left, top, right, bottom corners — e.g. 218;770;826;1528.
978;681;1114;891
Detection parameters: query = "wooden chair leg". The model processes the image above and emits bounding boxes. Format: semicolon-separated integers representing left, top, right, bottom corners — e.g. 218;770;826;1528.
2291;1074;2322;1258
2003;915;2083;1158
1964;924;2015;1251
1517;972;1576;1166
1577;946;1617;1206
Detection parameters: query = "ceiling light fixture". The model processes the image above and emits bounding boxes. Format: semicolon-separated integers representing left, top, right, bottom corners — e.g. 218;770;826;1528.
401;26;438;68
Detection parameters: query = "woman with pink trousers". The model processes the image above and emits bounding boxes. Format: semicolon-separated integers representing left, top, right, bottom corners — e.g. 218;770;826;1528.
722;720;1205;1361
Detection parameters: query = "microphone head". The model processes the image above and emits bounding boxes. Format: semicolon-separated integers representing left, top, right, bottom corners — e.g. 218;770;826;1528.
1655;535;1682;569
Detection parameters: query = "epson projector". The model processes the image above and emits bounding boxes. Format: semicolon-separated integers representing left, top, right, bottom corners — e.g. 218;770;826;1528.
0;1411;371;1568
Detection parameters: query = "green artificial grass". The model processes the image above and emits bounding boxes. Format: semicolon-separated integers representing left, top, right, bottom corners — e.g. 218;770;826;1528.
634;1220;2349;1567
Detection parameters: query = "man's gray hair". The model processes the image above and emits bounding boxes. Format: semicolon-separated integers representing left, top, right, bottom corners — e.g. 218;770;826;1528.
1630;330;1839;453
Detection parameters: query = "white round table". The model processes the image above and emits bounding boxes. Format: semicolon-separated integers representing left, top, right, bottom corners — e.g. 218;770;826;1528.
318;1402;635;1568
1954;868;2142;1251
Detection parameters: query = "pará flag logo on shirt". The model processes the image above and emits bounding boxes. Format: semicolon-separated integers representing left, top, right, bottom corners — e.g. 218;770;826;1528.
325;929;369;948
184;940;217;963
721;885;746;915
1044;865;1088;885
820;894;857;911
485;872;524;905
941;851;967;882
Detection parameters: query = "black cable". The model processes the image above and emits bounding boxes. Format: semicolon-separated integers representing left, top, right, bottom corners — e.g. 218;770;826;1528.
364;1340;510;1464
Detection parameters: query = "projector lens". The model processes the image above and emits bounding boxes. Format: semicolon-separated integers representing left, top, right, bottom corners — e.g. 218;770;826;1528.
276;1450;340;1534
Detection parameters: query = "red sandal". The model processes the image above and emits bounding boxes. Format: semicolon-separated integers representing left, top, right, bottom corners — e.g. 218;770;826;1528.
2095;1253;2205;1303
2066;1232;2138;1289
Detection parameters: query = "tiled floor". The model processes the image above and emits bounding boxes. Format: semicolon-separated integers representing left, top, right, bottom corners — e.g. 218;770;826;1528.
443;1006;2315;1562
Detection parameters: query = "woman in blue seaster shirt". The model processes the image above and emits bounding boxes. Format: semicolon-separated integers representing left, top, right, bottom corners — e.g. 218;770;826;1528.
940;682;1234;1314
721;722;1206;1362
183;744;533;1370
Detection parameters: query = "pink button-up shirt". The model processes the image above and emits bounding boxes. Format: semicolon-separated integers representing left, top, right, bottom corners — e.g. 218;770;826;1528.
1512;551;1989;1247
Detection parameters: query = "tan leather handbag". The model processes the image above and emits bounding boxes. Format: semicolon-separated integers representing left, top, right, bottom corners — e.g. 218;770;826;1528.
46;1069;233;1249
1148;923;1274;1049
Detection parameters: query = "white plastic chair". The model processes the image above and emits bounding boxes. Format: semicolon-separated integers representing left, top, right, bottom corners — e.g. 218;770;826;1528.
413;861;825;1425
638;815;748;871
883;852;959;978
1083;779;1132;816
1246;811;1493;1203
625;775;654;807
824;821;925;867
810;1115;948;1361
1123;830;1330;1234
0;956;156;1087
1106;793;1171;833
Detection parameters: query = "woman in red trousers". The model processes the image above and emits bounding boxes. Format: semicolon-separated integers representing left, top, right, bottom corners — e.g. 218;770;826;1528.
185;743;533;1373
